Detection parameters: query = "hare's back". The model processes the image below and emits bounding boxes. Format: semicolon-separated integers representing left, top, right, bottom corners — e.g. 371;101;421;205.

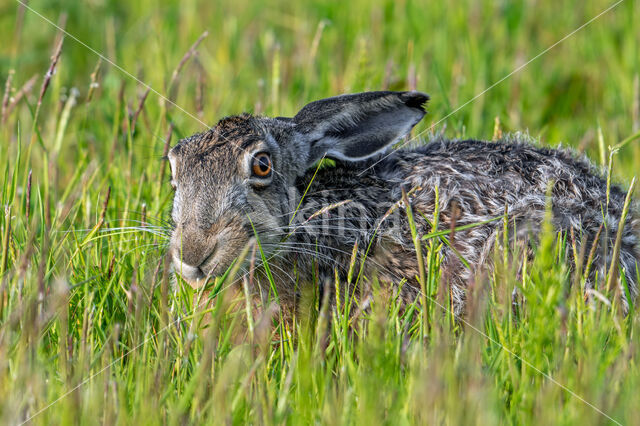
398;138;625;216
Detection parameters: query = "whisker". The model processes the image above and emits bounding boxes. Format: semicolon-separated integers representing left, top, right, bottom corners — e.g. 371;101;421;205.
258;244;351;270
101;225;169;234
121;242;166;257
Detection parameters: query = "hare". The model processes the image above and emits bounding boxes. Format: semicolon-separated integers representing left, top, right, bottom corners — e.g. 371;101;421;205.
167;91;640;316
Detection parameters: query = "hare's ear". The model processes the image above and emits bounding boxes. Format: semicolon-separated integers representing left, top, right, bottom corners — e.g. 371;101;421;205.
292;91;428;165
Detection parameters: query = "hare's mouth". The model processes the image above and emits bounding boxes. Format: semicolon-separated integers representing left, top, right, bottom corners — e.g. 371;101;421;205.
172;251;220;287
172;261;206;288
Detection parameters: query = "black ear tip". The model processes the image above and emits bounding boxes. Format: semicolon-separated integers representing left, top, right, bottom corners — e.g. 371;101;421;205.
402;91;430;111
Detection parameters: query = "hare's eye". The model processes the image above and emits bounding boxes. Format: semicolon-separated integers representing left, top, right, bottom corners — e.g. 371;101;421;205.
252;152;272;178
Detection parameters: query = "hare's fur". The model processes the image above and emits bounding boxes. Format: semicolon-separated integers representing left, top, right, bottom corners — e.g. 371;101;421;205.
167;91;639;316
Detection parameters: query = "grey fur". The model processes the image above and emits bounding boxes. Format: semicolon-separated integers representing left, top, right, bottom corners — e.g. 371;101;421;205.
167;91;640;316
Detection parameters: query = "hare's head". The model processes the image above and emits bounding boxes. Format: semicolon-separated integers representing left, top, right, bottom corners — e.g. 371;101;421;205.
168;91;428;287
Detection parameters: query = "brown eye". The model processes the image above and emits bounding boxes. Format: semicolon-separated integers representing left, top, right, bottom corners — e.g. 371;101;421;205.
252;152;272;177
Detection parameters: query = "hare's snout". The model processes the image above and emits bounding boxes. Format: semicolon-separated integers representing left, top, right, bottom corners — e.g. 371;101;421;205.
171;254;207;283
170;234;219;287
169;217;251;288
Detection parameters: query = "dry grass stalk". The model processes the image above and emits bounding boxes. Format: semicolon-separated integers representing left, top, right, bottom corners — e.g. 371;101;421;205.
195;56;205;117
97;186;112;230
25;169;32;224
167;31;209;104
309;20;327;65
1;70;14;123
3;75;37;123
583;224;603;283
53;12;67;48
158;123;174;194
36;37;64;114
86;59;102;103
109;81;126;162
1;205;11;278
402;188;428;332
493;116;503;140
130;87;150;134
605;177;636;295
11;0;27;58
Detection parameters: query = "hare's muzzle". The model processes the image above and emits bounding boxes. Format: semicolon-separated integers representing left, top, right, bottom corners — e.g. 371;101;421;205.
171;248;217;288
171;255;206;286
169;225;221;287
169;215;252;288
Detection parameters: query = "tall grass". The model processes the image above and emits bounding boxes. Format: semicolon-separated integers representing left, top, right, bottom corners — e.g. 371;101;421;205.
1;0;639;424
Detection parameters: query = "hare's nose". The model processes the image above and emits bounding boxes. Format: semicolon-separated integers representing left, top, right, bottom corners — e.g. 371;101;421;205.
172;224;217;261
172;244;219;280
171;231;220;278
172;255;206;282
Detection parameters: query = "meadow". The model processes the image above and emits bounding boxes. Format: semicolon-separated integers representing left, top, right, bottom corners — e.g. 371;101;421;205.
1;0;640;424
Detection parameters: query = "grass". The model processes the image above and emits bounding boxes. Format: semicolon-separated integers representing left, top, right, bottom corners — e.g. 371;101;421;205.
1;0;640;424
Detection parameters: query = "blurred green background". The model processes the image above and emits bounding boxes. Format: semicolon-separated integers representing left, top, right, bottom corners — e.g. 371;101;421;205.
2;0;639;167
